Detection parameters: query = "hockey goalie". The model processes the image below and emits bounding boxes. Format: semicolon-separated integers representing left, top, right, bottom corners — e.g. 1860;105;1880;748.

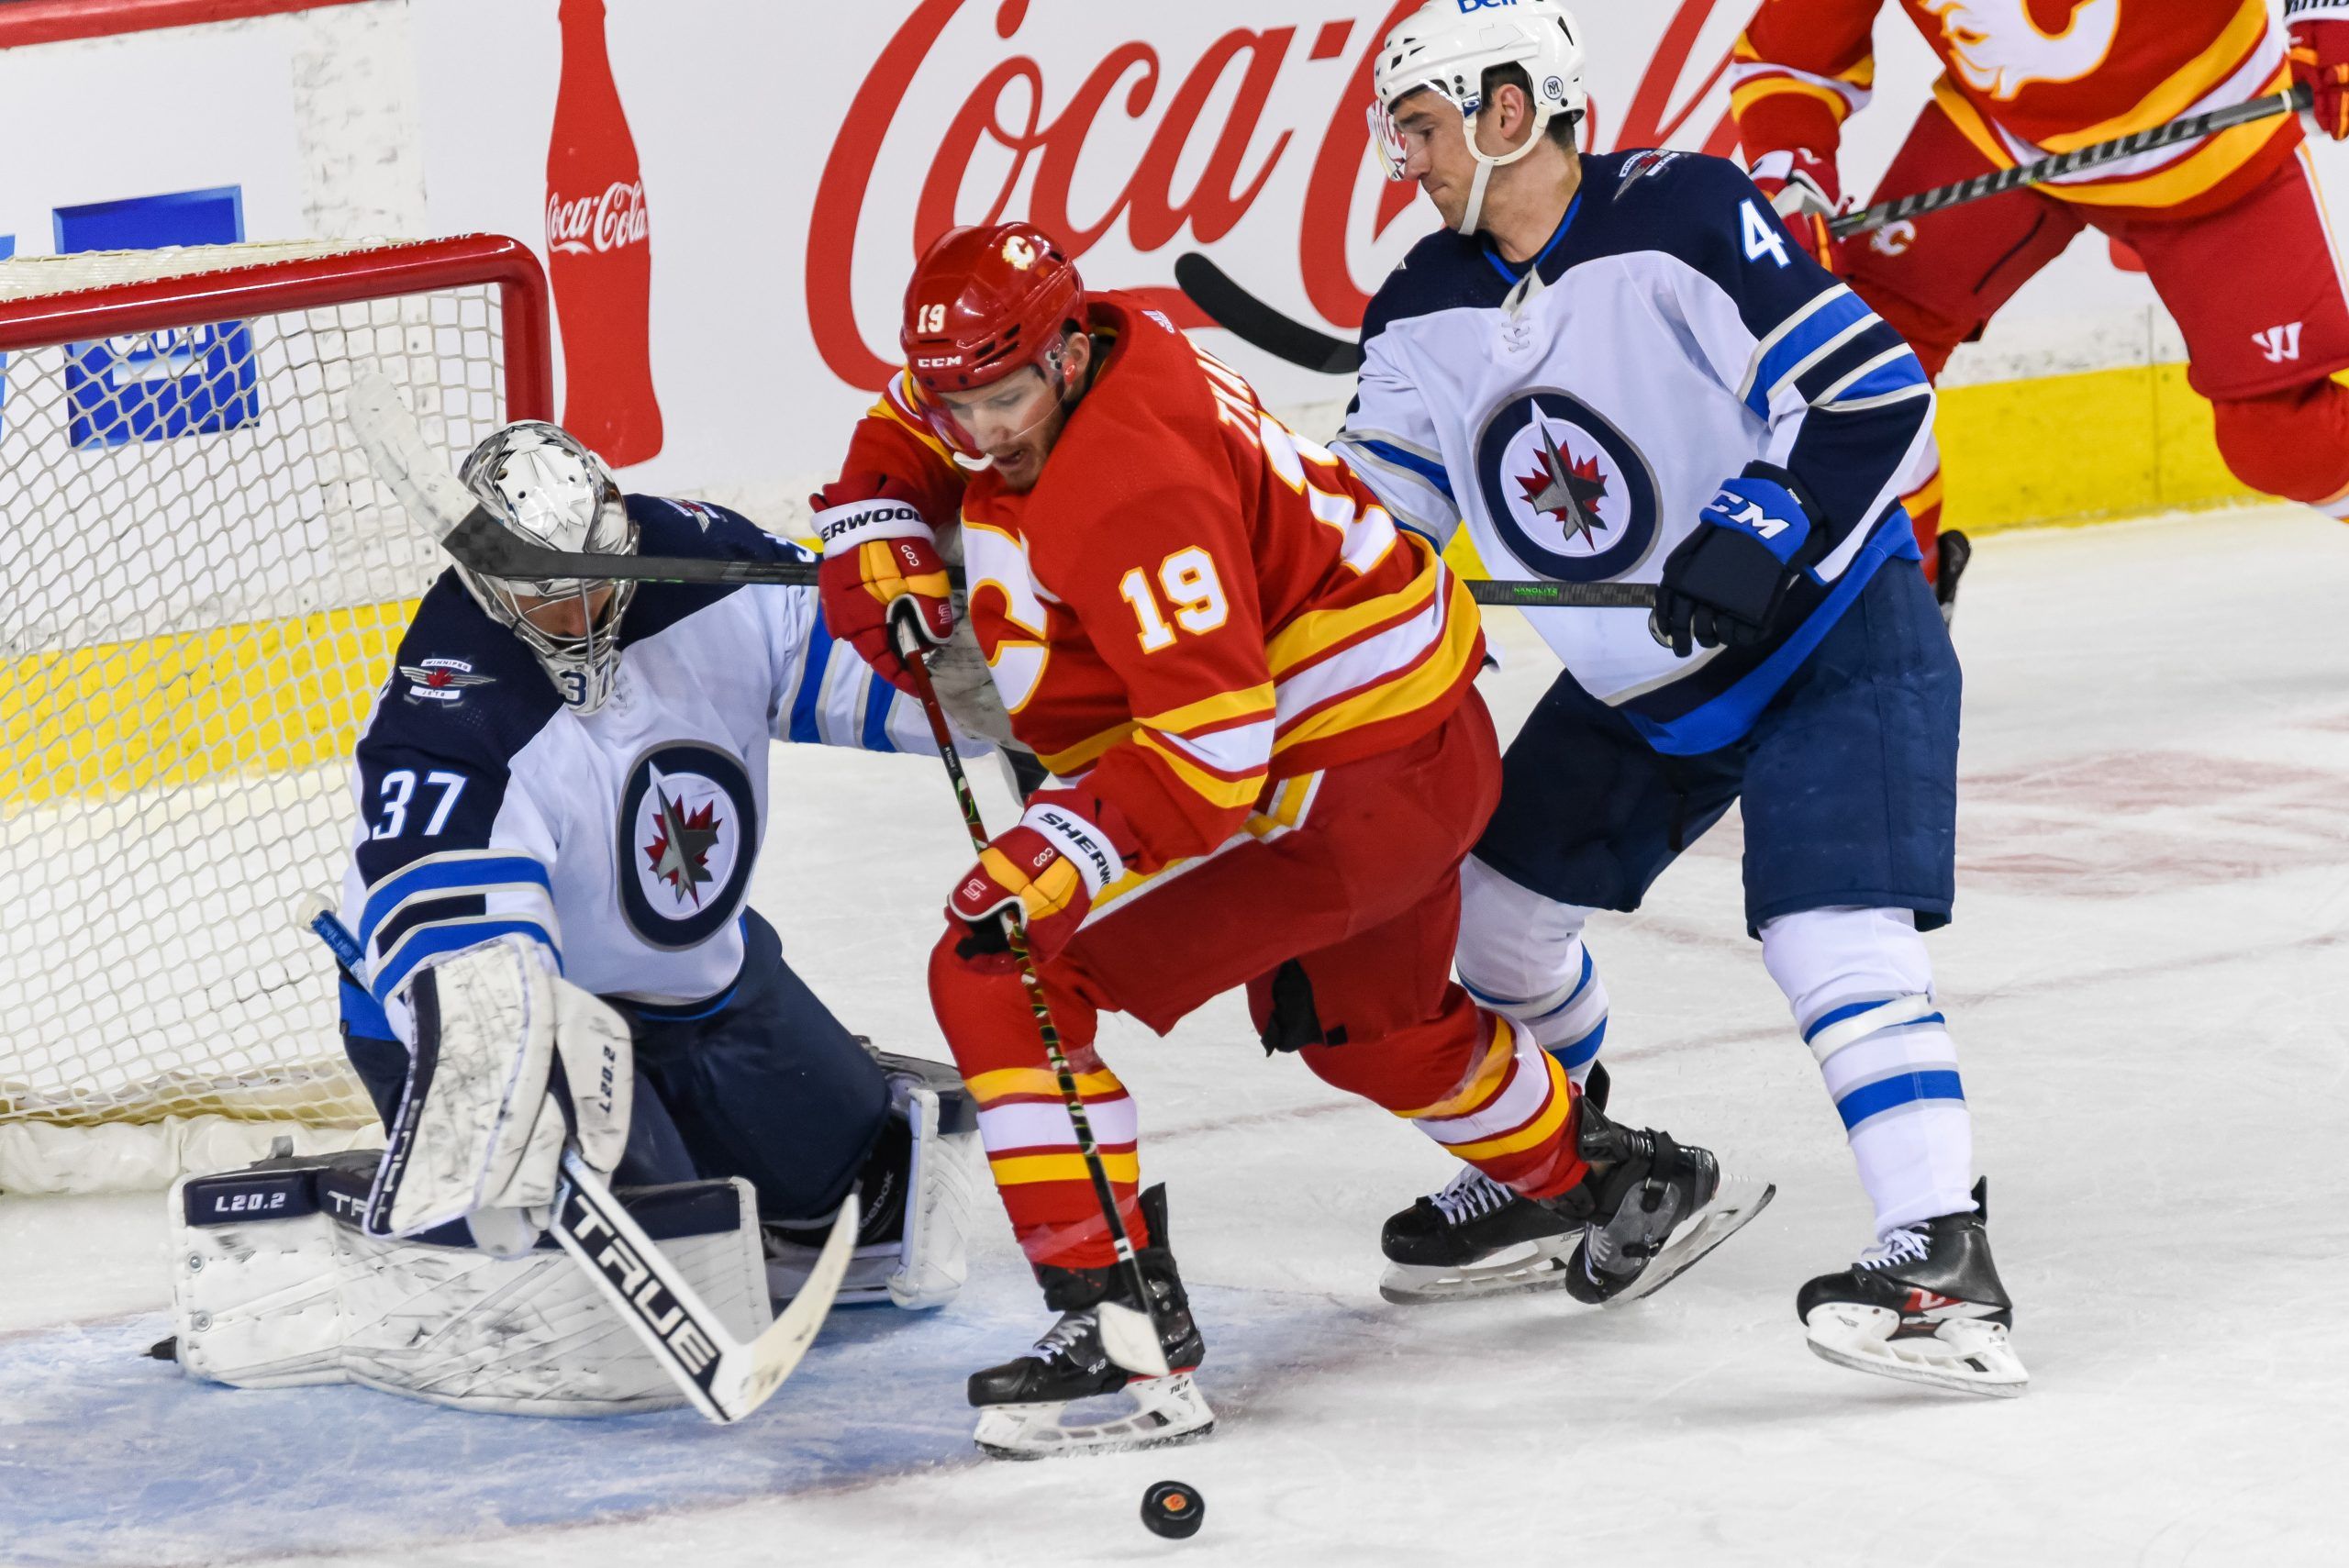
161;419;991;1416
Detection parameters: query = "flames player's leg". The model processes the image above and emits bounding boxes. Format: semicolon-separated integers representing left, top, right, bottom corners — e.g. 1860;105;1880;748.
1842;101;2087;605
923;940;1127;1271
2115;147;2349;518
1737;562;2022;1396
1278;689;1771;1307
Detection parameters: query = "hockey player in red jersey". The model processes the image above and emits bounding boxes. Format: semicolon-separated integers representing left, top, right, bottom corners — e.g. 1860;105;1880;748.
1734;0;2349;603
811;222;1767;1456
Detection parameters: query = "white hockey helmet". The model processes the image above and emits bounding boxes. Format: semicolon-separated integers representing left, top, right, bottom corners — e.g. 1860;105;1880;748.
1370;0;1588;235
454;420;639;714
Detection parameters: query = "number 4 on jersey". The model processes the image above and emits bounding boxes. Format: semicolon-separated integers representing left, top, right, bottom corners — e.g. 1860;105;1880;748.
1741;200;1791;269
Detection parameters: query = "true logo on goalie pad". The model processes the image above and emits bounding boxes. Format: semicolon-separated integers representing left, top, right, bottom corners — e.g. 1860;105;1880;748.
616;742;757;951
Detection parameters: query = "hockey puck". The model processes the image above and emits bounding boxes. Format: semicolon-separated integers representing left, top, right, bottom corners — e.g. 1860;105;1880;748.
1141;1480;1204;1540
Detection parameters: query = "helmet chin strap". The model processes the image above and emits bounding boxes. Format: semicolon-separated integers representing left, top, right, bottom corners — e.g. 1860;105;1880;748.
1454;105;1557;237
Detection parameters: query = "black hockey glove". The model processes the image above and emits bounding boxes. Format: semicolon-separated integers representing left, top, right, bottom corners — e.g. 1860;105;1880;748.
1651;463;1824;658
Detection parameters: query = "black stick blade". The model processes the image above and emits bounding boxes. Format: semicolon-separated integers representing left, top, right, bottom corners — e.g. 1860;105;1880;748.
1174;253;1365;376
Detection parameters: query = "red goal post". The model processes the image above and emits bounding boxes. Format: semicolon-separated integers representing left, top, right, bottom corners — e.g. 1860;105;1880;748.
0;233;551;1194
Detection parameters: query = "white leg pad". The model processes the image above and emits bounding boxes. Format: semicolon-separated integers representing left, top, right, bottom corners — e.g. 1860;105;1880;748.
171;1152;769;1416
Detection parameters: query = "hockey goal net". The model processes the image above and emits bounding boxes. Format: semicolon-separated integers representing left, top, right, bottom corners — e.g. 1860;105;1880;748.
0;234;551;1194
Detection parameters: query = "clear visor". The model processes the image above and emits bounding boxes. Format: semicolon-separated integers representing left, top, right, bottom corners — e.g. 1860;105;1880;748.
917;359;1067;464
1368;100;1414;183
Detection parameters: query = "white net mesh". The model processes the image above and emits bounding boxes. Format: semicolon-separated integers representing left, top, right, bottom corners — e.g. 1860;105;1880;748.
0;239;522;1183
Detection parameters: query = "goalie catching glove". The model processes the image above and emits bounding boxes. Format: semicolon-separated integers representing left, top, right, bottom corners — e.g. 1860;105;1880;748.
367;935;633;1255
948;788;1139;968
813;477;954;691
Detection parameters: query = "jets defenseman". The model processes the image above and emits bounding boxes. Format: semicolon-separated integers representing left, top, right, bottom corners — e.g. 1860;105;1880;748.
1332;1;2022;1396
167;420;989;1415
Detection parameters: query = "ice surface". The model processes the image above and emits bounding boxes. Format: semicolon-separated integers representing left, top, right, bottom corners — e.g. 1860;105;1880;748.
6;506;2348;1566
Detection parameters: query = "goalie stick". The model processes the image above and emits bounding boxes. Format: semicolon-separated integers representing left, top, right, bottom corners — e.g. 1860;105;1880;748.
1180;84;2315;377
297;895;860;1424
341;369;1653;610
884;606;1173;1380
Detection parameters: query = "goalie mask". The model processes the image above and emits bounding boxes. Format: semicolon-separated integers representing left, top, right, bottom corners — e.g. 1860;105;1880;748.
454;421;639;713
1370;0;1587;236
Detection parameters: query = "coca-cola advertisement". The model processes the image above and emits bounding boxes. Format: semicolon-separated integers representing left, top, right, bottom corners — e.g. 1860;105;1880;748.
544;0;662;466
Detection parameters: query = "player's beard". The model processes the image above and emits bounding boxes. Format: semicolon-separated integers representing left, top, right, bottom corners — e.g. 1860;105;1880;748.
981;399;1073;492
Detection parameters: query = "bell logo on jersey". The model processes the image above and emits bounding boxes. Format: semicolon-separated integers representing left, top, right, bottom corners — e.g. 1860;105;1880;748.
1475;390;1661;582
616;742;759;950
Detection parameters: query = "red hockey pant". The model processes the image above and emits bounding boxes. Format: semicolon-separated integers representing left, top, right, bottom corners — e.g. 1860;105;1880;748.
1844;103;2349;552
928;692;1589;1271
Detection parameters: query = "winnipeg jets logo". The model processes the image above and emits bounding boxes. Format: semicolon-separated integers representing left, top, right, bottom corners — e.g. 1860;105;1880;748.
617;742;757;949
1475;390;1661;583
643;775;723;907
1915;0;2120;101
1517;428;1609;548
2254;323;2304;363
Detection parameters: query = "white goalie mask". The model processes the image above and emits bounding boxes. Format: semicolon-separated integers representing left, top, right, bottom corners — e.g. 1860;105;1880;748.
1370;0;1587;236
454;421;639;714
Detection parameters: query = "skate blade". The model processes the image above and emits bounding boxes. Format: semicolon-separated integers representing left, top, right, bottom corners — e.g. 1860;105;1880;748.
973;1372;1217;1460
1607;1175;1776;1307
1378;1236;1578;1306
1805;1305;2029;1398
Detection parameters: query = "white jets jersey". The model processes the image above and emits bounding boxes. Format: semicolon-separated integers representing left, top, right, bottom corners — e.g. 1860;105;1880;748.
337;496;941;1045
1333;150;1934;755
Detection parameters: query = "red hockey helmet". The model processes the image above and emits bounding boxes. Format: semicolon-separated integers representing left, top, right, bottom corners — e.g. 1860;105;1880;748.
901;222;1085;455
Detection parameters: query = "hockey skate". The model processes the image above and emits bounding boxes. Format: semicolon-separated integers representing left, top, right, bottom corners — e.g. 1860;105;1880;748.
1798;1178;2025;1397
1378;1064;1608;1305
968;1184;1214;1459
1553;1096;1774;1306
1381;1069;1774;1307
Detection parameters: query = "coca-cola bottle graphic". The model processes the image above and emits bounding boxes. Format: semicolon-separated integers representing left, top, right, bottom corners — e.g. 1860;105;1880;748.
545;0;662;465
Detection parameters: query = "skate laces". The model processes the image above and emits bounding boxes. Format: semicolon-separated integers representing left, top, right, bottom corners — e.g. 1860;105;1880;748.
1429;1166;1514;1225
1031;1308;1099;1361
1857;1226;1932;1272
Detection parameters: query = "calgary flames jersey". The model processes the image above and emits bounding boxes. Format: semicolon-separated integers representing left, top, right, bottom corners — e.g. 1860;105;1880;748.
1732;0;2299;217
834;293;1485;868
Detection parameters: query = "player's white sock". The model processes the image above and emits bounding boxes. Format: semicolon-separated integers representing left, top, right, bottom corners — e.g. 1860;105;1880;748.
1761;906;1975;1235
1457;855;1609;1086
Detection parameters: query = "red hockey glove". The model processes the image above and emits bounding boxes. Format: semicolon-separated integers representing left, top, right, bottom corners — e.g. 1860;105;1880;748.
813;477;953;692
1748;148;1842;270
947;790;1139;971
2289;8;2349;140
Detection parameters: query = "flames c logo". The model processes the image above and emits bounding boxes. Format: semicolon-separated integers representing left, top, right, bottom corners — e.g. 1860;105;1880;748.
1474;389;1661;583
1002;234;1039;270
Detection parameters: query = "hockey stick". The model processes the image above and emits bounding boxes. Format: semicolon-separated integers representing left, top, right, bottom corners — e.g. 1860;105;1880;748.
885;606;1173;1380
1830;83;2311;239
298;897;861;1423
1179;85;2315;375
1174;252;1363;376
344;370;1653;608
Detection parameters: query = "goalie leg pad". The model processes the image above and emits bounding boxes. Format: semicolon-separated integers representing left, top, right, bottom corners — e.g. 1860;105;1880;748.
762;1050;980;1310
172;1151;767;1416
